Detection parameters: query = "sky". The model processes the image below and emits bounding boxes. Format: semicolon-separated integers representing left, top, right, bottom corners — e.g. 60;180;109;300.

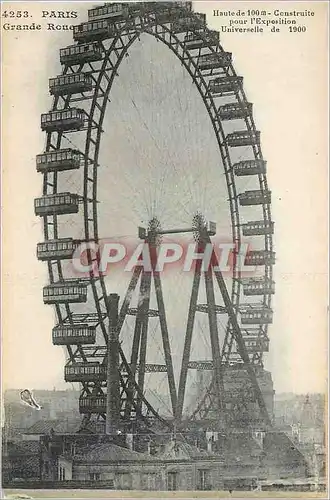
2;1;328;400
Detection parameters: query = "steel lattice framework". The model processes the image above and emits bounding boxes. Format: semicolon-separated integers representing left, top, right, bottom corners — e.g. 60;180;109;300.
35;1;275;433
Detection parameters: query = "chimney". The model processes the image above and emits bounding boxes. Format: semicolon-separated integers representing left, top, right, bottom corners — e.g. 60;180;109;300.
126;433;134;451
206;430;214;453
106;293;120;435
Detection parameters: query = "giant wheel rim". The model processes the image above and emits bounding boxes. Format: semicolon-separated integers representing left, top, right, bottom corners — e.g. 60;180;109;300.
40;3;274;430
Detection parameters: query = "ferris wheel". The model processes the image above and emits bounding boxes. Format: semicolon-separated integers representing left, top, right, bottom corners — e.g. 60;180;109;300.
35;1;275;433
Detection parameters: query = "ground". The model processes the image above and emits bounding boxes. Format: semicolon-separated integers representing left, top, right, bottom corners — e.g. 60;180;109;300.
2;490;327;499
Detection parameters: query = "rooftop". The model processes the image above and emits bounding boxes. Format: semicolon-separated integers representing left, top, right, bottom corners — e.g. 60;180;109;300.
75;442;157;463
8;440;40;455
155;439;212;460
24;418;82;435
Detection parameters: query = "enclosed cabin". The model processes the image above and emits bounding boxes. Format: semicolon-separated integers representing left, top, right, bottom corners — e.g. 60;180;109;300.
122;2;141;19
233;159;266;176
41;108;86;133
242;220;274;236
244;250;276;266
239;189;271;206
218;102;252;121
240;329;270;353
65;362;106;382
49;73;93;96
43;281;88;304
36;148;82;173
37;238;80;261
126;1;164;18
240;277;275;296
60;42;103;65
198;52;232;71
73;19;117;42
52;324;96;345
208;76;243;96
240;304;273;325
184;30;219;50
125;3;144;17
34;192;79;216
154;2;192;24
226;130;260;147
170;1;192;10
79;395;106;414
171;12;206;33
88;3;129;22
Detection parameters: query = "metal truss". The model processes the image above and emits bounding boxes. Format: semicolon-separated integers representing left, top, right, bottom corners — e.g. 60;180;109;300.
39;2;275;432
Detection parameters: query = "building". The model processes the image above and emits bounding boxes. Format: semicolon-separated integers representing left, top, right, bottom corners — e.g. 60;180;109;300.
3;389;323;491
3;389;80;444
2;440;41;483
2;426;311;490
274;393;326;481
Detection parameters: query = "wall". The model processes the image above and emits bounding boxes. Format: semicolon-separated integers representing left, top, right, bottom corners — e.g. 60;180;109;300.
73;459;231;490
73;462;165;490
